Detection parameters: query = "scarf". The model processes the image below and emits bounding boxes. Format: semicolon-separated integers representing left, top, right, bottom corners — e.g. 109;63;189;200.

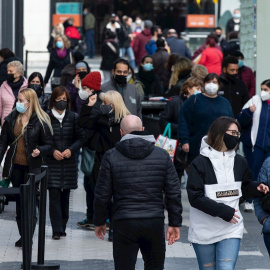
8;76;24;99
56;48;67;59
138;66;155;96
52;108;66;123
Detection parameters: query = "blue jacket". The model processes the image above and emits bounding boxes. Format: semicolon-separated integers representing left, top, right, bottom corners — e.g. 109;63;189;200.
166;36;192;59
178;93;234;157
145;40;157;55
254;157;270;233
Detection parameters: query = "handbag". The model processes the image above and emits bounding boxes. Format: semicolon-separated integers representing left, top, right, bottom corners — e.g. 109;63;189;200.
174;144;188;171
80;146;95;176
155;123;177;162
260;192;270;212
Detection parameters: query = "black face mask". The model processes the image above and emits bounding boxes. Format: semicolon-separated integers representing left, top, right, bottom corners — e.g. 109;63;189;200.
7;73;15;82
114;75;127;85
111;19;116;24
226;73;238;82
78;71;88;80
216;34;221;38
100;104;113;115
223;133;239;150
55;100;67;111
29;84;43;97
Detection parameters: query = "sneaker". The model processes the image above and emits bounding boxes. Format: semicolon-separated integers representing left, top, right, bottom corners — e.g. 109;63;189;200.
15;238;22;247
244;202;254;212
77;218;93;228
52;233;61;240
89;224;95;231
60;232;67;237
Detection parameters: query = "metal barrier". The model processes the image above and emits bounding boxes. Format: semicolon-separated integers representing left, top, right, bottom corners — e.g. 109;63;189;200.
25;50;49;77
0;165;60;270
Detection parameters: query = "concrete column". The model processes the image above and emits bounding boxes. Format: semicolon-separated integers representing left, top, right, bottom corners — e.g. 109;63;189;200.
256;0;270;93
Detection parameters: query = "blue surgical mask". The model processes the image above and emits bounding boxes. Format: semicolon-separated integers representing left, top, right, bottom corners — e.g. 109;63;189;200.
194;90;201;95
56;41;63;49
16;102;28;113
143;63;154;71
238;60;244;68
234;13;241;19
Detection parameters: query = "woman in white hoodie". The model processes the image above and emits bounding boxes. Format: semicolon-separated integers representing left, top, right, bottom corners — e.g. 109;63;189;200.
187;116;268;270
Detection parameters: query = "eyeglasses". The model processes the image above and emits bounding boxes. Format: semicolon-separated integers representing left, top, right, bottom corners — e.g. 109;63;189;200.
227;130;241;138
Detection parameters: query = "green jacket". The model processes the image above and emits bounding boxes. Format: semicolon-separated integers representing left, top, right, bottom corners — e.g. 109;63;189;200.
84;13;95;30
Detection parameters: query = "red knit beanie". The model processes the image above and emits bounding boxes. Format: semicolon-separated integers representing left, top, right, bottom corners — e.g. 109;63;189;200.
81;71;101;91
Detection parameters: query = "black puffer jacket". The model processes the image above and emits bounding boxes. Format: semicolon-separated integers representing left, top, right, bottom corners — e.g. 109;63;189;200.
0;110;53;178
38;93;51;113
94;134;183;227
47;110;84;189
44;48;71;84
79;100;121;154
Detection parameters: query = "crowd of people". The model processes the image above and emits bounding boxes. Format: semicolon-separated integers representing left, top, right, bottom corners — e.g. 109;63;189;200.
0;7;270;270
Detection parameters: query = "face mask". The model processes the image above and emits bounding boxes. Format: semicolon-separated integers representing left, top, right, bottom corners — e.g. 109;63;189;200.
78;89;90;100
223;133;239;150
135;19;142;25
126;74;132;82
143;63;154;71
234;13;241;19
29;84;43;98
238;60;244;68
193;90;201;95
56;41;63;49
114;74;127;85
204;82;219;95
16;102;28;114
55;30;61;35
100;104;113;115
261;91;270;101
7;73;15;82
55;100;67;111
78;71;88;80
68;21;73;26
216;34;221;38
226;73;238;81
111;19;116;24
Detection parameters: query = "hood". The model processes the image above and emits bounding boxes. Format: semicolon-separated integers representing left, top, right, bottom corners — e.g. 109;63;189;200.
200;136;236;160
116;134;156;159
141;29;151;37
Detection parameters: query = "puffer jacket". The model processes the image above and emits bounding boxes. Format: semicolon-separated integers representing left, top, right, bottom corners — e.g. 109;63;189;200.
93;133;183;227
38;93;51;113
47;110;84;189
0;78;28;125
0;110;53;178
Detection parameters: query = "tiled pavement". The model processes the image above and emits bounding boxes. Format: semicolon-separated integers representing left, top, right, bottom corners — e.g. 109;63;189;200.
0;171;269;270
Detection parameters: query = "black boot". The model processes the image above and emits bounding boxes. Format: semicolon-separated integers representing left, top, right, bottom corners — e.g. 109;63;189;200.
15;219;22;247
108;224;113;242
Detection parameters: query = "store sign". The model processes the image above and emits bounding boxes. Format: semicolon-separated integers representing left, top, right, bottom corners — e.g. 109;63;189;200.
53;14;81;27
56;3;82;14
187;15;215;28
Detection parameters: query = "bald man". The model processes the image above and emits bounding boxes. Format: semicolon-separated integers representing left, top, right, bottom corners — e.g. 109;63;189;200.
94;115;182;270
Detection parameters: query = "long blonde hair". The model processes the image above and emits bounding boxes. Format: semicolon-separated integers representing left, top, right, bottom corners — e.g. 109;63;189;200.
51;23;65;38
169;57;192;87
17;88;53;135
99;90;130;123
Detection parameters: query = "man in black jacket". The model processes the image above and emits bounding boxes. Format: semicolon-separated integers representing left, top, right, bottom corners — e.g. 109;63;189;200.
219;56;249;117
94;115;182;270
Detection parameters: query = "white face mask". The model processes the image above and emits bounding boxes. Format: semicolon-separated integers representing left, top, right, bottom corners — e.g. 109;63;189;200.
78;89;90;100
261;91;270;101
204;82;219;95
126;74;132;82
135;19;142;25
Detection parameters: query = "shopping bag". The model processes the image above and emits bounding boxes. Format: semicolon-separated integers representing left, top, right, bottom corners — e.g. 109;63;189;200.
155;123;177;162
80;147;95;176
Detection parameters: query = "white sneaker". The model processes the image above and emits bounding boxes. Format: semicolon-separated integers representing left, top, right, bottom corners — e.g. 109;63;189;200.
244;202;254;212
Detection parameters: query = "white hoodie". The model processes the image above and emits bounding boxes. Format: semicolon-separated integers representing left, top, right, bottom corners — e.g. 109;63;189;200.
188;136;244;244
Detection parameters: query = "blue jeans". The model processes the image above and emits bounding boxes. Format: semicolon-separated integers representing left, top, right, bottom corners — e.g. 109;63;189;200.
193;238;241;270
85;29;95;58
120;47;136;69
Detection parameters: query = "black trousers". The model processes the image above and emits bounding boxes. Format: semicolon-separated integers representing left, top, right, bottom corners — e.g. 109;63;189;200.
113;218;165;270
49;188;70;234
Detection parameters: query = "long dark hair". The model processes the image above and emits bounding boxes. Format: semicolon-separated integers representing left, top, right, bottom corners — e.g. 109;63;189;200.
207;116;240;151
28;72;45;87
261;79;270;88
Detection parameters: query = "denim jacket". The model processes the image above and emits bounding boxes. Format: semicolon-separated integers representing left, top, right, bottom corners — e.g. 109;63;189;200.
254;157;270;233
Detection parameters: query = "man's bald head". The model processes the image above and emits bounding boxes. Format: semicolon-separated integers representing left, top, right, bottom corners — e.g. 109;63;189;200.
120;115;143;136
167;29;177;37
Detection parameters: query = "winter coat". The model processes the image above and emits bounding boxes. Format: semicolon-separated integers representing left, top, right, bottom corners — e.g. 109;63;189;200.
79;101;121;154
119;24;132;48
164;70;191;98
166;36;191;59
60;63;76;87
93;133;183;226
47;36;54;52
238;66;256;98
101;78;142;119
0;78;28;125
159;95;186;139
132;29;152;66
44;48;71;84
198;47;223;75
187;137;262;244
152;48;170;90
66;80;86;114
254;157;270;228
0;110;53;178
178;93;234;159
38;93;51;113
192;42;222;61
226;18;240;35
145;39;157;55
223;39;240;58
47;110;83;189
219;74;250;117
0;56;23;86
100;39;119;71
